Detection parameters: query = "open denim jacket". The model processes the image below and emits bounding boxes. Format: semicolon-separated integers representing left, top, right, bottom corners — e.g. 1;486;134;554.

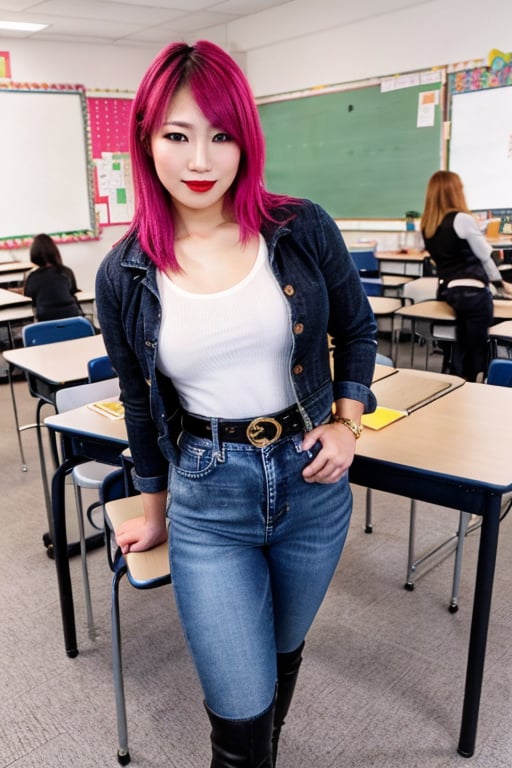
95;200;377;492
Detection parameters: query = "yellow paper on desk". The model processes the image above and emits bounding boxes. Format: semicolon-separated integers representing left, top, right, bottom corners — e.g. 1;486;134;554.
362;406;406;430
88;400;125;420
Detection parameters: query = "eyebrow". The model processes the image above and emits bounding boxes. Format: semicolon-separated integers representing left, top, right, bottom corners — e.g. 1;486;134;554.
162;120;193;128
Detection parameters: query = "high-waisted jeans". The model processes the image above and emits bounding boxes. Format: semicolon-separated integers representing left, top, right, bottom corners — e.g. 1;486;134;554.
167;422;352;720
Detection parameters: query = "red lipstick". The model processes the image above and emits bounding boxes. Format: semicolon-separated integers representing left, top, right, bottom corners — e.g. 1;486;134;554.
184;180;216;193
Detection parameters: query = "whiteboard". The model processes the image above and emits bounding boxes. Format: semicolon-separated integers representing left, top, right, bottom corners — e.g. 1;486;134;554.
0;88;95;242
449;87;512;210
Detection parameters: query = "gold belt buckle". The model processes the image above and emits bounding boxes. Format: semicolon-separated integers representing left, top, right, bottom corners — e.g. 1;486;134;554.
246;417;282;447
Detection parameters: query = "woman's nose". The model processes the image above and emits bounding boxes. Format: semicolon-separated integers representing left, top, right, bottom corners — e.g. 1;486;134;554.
188;140;211;172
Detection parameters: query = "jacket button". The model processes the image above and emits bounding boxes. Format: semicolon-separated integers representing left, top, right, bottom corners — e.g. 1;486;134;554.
283;284;295;296
293;322;304;335
293;364;304;375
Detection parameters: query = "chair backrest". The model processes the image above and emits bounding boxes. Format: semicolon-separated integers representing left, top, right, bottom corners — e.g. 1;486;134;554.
402;277;439;304
375;353;394;367
22;316;95;347
88;355;116;383
486;359;512;387
56;377;120;413
361;277;383;297
349;249;379;278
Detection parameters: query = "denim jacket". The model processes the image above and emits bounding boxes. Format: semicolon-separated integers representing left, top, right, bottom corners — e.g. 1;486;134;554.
95;200;377;492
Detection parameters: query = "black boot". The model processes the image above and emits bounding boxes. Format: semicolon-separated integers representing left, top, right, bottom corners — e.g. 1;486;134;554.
272;642;304;766
205;697;275;768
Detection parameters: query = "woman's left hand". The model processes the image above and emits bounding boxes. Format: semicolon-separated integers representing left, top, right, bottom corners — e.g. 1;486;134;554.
301;422;357;484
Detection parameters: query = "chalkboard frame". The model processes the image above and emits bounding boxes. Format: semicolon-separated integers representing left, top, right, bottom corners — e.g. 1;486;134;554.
0;82;97;250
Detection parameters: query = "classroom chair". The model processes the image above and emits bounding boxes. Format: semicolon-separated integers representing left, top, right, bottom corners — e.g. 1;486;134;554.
9;316;96;472
349;248;384;297
401;278;456;371
55;376;121;639
88;354;116;383
101;469;171;766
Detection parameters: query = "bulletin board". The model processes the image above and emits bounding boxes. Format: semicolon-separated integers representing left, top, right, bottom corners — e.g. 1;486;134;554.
258;70;444;219
0;82;97;249
87;94;135;226
448;61;512;212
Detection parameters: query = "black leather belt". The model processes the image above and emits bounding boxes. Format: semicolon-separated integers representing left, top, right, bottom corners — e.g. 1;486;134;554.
182;405;305;447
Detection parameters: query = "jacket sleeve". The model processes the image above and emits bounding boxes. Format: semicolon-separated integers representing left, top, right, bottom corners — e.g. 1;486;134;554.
314;204;378;411
95;254;169;493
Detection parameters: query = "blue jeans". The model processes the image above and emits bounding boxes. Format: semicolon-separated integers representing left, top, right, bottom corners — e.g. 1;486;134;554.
167;424;352;719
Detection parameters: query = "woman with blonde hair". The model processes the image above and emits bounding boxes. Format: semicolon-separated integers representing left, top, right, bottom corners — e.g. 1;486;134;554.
421;170;512;381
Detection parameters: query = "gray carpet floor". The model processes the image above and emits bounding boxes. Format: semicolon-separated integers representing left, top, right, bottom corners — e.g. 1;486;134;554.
1;339;511;767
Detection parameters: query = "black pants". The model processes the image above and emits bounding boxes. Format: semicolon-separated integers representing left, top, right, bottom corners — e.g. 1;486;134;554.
445;286;493;382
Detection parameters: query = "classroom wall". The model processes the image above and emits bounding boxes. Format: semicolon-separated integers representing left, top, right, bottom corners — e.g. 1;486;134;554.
2;0;511;283
225;0;512;98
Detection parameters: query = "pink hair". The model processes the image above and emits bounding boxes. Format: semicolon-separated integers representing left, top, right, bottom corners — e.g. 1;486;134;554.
126;40;297;271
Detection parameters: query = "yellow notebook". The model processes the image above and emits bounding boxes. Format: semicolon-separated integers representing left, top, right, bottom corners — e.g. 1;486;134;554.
88;400;125;420
362;406;407;430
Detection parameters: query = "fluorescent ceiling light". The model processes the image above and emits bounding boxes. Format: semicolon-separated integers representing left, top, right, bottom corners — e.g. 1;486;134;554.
0;21;48;32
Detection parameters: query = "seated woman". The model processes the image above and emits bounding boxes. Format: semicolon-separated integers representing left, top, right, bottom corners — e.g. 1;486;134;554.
24;233;82;321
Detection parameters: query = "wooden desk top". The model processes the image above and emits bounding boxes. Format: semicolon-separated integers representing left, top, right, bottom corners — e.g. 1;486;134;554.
396;297;512;322
489;320;512;339
45;402;127;444
371;368;464;412
395;299;455;322
0;261;33;274
3;334;106;384
0;304;34;324
368;296;403;316
492;299;512;320
376;250;426;263
357;382;512;490
0;288;31;308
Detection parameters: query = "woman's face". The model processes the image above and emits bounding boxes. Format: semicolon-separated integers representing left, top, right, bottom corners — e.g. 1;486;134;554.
150;86;241;216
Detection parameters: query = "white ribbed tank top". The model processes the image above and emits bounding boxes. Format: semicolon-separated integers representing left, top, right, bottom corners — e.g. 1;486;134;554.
156;236;295;418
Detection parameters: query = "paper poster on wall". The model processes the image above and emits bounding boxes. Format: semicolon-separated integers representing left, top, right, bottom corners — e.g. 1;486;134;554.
94;152;134;225
87;95;135;226
0;51;11;78
417;90;438;128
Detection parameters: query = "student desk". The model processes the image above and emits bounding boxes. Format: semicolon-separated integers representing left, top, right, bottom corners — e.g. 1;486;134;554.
0;290;96;350
395;299;512;367
2;334;106;540
376;249;426;277
367;296;404;358
45;403;128;655
488;319;512;357
44;374;512;760
0;287;31;307
0;260;33;286
350;380;512;758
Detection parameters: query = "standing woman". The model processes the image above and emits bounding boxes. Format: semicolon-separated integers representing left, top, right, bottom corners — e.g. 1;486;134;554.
24;233;82;321
96;41;377;767
421;171;512;381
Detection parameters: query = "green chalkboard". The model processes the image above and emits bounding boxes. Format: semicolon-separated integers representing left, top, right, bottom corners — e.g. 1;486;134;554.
258;82;442;219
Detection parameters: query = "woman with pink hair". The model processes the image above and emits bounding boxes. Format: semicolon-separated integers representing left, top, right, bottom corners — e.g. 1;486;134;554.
96;40;377;767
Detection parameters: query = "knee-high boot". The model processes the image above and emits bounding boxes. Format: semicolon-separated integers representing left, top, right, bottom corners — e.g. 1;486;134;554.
272;642;304;766
205;697;275;768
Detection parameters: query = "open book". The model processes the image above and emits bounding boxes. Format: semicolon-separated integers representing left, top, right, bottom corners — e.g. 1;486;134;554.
88;399;125;420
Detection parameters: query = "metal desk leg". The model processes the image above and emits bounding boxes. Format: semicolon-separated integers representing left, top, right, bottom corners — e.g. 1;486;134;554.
457;495;501;757
50;455;89;658
7;363;28;471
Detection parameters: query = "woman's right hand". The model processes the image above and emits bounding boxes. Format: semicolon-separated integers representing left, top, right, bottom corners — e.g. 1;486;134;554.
115;489;168;553
116;516;168;554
